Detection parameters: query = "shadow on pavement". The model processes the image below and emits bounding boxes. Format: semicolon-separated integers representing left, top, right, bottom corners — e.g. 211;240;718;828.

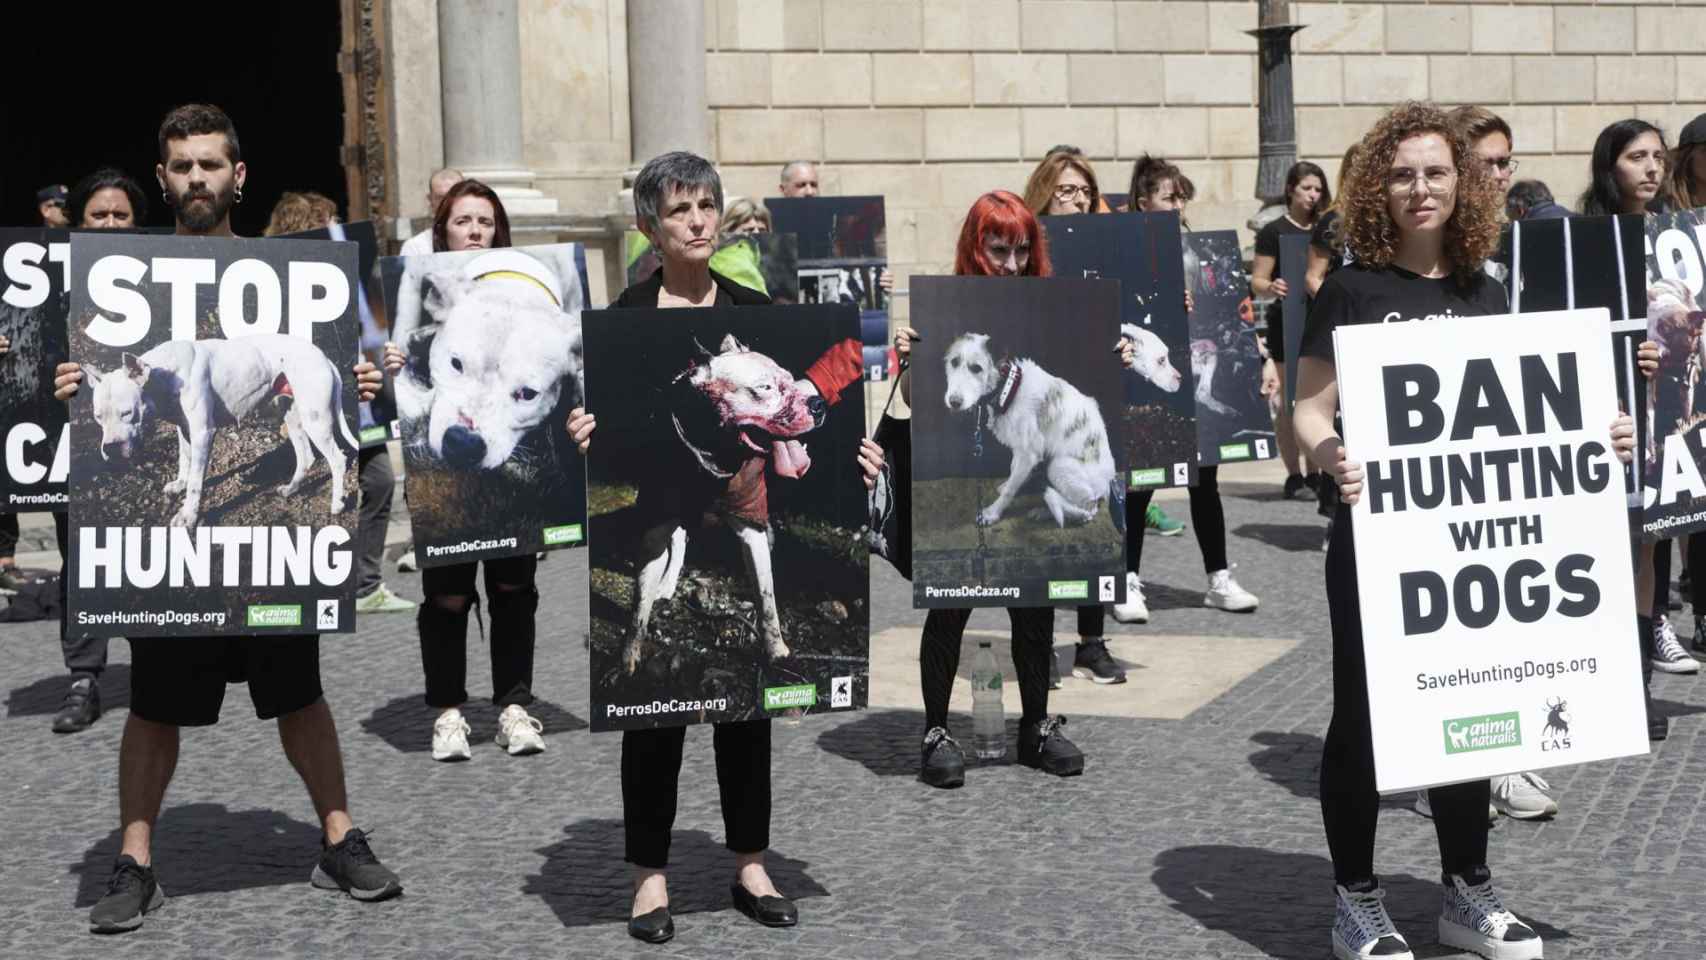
1247;731;1417;812
814;708;930;778
522;818;828;927
1231;522;1326;553
1134;579;1200;611
7;663;131;717
359;694;587;753
70;802;324;906
1152;845;1572;959
1653;696;1706;722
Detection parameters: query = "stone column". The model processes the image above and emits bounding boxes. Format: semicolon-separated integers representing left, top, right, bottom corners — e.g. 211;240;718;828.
626;0;710;167
438;0;557;214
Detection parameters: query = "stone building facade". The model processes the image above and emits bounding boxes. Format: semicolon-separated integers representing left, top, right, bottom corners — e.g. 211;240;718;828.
382;0;1706;306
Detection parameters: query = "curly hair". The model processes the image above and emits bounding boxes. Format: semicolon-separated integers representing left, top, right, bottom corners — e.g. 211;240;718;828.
263;191;338;236
954;191;1051;277
1340;101;1502;285
1021;152;1100;218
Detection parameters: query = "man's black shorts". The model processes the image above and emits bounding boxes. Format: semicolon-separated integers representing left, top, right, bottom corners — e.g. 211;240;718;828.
129;635;322;727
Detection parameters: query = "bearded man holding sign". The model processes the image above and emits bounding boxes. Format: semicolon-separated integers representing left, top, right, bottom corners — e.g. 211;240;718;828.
1293;103;1642;960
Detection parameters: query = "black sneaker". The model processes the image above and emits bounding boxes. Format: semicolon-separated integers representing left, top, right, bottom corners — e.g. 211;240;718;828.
1048;647;1062;690
1282;474;1306;499
1694;615;1706;656
1018;716;1084;777
53;676;101;733
918;726;965;789
89;855;164;933
1304;472;1321;492
310;828;403;901
1072;639;1127;684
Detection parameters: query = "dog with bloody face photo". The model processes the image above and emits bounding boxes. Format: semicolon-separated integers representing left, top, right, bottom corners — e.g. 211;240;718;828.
584;306;869;731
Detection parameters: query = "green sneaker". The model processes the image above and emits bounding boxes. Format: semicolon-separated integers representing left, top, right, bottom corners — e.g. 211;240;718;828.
1145;504;1185;537
355;583;417;614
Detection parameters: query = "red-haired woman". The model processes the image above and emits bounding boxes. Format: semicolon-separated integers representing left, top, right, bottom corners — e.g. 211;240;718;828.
893;190;1134;788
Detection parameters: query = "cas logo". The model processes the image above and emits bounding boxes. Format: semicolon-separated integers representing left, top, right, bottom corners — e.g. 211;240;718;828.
1540;696;1571;752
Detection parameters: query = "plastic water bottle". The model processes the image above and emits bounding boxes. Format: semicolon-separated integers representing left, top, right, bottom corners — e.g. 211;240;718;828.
970;640;1006;761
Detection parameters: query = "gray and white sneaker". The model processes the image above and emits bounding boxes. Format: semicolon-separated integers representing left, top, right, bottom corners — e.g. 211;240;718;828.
1490;772;1558;820
1438;869;1542;960
431;709;472;762
1204;567;1258;612
495;704;545;756
1332;882;1412;960
1110;571;1148;623
1652;617;1699;674
1413;789;1499;824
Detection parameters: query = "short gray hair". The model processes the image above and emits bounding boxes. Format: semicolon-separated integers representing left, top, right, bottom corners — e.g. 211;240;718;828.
634;152;723;233
779;159;816;182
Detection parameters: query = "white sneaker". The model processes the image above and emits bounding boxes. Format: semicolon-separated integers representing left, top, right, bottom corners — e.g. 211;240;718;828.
1332;883;1413;960
1204;567;1258;612
1490;772;1558;820
1653;617;1699;674
396;548;418;573
431;709;472;762
496;704;545;756
1413;789;1499;824
1438;872;1543;960
1110;572;1148;624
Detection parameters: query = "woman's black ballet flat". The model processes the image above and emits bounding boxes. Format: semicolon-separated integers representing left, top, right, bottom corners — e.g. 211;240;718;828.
730;883;798;927
628;905;675;943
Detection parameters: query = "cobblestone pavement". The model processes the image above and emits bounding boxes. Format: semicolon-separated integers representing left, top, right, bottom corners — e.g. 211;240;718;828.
5;466;1705;959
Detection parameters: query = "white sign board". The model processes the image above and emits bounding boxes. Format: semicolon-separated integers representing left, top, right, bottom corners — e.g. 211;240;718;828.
1334;309;1648;793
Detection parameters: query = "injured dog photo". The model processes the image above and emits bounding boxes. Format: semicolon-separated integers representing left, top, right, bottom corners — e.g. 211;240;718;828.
582;305;869;732
383;244;590;566
1183;231;1277;464
909;276;1126;607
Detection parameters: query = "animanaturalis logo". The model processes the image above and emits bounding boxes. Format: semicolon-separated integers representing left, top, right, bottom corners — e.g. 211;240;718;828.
247;604;303;628
1442;711;1522;754
1048;580;1089;600
1130;468;1165;486
542;524;584;546
763;684;816;711
1218;442;1250;460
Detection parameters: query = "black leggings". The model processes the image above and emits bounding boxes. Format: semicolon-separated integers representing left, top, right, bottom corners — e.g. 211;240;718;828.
920;606;1053;730
1124;465;1229;575
1654;539;1672;614
1321;504;1489;886
418;555;538;708
1691;536;1706;611
621;718;771;868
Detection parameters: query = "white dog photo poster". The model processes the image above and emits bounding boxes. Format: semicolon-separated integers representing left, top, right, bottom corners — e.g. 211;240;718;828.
282;220;396;447
382;243;590;568
1185;231;1277;465
582;305;870;733
909;276;1128;609
1642;208;1706;540
65;232;363;638
1334;310;1646;793
1278;232;1309;415
0;228;69;511
766;196;893;382
1042;211;1197;491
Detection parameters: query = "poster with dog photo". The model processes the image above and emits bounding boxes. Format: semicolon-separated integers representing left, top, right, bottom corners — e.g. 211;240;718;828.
65;232;363;637
0;228;69;511
1185;231;1277;465
1042;211;1196;490
582;304;870;732
1643;208;1706;540
766;196;892;381
382;243;590;568
1499;214;1650;514
1278;233;1309;414
909;276;1127;608
282;220;396;447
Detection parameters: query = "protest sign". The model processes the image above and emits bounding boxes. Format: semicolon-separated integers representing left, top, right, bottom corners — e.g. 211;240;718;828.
1279;233;1310;414
909;276;1127;608
65;233;363;637
1335;309;1647;792
1042;211;1195;489
1641;208;1706;539
583;304;869;731
383;243;589;567
766;196;892;382
282;220;395;447
1185;230;1276;465
0;228;69;511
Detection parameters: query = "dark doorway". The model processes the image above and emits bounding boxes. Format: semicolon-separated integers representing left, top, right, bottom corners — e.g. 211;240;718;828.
1;3;347;235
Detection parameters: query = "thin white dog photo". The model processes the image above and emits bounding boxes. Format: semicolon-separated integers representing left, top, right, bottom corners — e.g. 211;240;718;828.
382;243;590;567
910;276;1127;608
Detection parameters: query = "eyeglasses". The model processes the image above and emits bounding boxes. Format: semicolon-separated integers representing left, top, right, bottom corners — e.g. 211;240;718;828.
1385;167;1458;196
1484;157;1519;174
1052;183;1093;202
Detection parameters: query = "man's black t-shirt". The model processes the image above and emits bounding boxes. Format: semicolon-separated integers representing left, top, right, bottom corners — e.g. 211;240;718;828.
1299;262;1509;364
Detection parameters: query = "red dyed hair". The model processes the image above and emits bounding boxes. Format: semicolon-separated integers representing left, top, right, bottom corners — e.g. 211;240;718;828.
953;190;1052;277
